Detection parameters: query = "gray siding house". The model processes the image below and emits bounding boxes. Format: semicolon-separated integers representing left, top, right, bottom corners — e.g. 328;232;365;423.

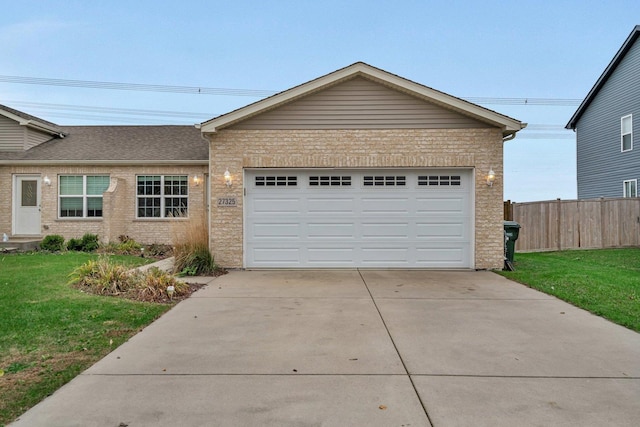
567;25;640;199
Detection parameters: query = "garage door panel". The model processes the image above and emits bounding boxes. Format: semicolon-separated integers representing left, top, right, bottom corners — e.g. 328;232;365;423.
245;169;473;268
251;223;300;239
251;247;301;265
361;247;410;264
307;222;355;239
361;197;410;214
361;222;410;239
307;248;356;264
307;197;356;213
415;221;468;239
251;197;301;214
415;197;466;213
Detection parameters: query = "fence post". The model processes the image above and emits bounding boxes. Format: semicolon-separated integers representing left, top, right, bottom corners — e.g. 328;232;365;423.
504;200;513;221
600;197;605;248
557;198;562;251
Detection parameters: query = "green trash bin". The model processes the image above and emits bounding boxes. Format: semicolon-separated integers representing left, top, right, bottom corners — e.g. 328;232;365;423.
503;221;521;263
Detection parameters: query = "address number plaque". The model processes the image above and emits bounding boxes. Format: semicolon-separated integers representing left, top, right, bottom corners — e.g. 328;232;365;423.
216;197;237;207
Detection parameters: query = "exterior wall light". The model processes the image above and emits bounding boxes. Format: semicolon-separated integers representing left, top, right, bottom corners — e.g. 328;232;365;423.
193;175;201;186
43;176;52;186
224;169;232;187
486;169;496;187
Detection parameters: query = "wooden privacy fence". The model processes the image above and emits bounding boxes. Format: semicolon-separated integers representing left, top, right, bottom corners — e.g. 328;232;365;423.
508;198;640;252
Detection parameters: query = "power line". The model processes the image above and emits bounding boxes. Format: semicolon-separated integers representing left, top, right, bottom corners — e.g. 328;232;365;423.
5;100;215;119
0;75;276;97
1;100;578;136
464;97;581;106
0;74;583;106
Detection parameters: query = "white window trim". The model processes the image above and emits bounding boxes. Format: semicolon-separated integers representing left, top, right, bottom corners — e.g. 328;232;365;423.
58;175;109;219
136;175;189;219
621;114;633;152
623;179;637;198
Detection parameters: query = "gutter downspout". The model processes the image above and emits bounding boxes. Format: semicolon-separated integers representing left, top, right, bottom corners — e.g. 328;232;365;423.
503;122;527;142
502;132;516;142
195;123;214;259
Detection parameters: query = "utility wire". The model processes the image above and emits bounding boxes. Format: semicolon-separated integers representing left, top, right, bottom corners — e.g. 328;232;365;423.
5;100;214;119
2;100;576;137
0;74;583;106
0;75;276;97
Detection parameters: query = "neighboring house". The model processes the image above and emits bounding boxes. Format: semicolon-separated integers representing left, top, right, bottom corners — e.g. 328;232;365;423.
0;104;209;245
201;62;525;269
567;25;640;199
1;62;526;269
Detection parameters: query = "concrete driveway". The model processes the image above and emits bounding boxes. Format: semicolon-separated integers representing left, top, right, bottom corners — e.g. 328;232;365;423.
10;270;640;426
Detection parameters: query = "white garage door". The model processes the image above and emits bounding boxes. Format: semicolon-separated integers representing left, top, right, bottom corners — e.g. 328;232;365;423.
244;169;473;268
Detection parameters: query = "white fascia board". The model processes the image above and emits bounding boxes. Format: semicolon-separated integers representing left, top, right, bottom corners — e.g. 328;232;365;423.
20;120;65;136
0;110;63;136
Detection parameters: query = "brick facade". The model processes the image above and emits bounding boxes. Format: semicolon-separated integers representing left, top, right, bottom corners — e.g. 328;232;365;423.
207;128;504;270
0;165;208;245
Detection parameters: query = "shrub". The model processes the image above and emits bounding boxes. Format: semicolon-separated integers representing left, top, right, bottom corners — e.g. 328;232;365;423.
66;234;100;252
171;213;218;276
118;235;133;243
66;238;83;251
118;239;142;255
80;233;100;252
145;243;172;258
69;256;132;295
69;256;188;302
40;235;65;252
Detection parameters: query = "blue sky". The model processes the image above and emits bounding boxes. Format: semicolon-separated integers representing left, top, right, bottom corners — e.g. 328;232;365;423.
1;1;638;201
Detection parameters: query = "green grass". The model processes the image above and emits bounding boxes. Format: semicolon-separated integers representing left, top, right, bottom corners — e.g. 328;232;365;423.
498;248;640;332
0;252;171;426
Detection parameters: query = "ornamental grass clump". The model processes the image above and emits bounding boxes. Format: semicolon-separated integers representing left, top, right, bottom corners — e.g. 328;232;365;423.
171;213;218;276
69;256;188;302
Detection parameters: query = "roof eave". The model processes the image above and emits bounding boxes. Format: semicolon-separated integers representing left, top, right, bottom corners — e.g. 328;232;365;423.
21;120;66;137
0;109;64;136
566;25;640;129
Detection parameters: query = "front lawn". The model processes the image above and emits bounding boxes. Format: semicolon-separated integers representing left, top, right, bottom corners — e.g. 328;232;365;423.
0;252;171;426
498;248;640;332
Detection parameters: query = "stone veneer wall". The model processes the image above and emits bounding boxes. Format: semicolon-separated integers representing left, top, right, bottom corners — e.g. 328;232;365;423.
0;164;208;245
207;128;504;269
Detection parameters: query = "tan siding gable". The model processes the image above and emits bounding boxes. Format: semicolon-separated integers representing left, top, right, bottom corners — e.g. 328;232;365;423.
0;114;25;151
25;128;52;149
230;77;492;130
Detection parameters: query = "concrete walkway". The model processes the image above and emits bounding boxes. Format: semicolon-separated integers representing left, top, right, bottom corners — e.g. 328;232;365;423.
10;270;640;426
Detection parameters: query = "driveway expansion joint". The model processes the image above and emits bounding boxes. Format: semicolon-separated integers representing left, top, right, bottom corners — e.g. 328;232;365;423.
357;268;435;427
409;374;640;380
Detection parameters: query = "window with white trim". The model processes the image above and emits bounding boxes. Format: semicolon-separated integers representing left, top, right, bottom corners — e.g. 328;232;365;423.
309;176;351;186
137;175;188;218
621;115;632;152
59;175;110;218
255;176;297;186
418;175;462;186
363;175;406;186
623;179;637;198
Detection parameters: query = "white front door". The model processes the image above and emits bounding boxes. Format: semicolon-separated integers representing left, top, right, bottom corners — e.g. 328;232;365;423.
13;175;41;235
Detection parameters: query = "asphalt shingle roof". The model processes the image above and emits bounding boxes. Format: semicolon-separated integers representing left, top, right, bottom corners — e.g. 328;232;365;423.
0;125;208;162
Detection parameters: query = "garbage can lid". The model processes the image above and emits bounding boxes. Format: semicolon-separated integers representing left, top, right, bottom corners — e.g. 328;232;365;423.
503;220;521;228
